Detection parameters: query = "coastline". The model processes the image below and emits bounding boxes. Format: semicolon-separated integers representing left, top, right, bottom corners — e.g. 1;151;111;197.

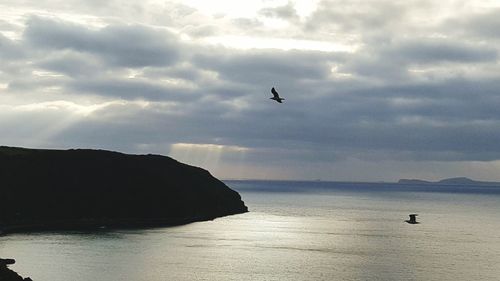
0;210;248;235
0;146;249;236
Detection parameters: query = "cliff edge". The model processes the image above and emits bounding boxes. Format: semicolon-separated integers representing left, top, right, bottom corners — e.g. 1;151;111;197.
0;146;247;233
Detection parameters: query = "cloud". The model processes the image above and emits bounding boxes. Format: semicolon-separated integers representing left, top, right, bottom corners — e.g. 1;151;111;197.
259;1;300;22
193;49;344;85
24;16;181;68
182;25;218;38
1;1;500;181
388;39;497;64
304;0;409;34
36;51;104;78
444;8;500;39
0;33;25;60
68;77;196;101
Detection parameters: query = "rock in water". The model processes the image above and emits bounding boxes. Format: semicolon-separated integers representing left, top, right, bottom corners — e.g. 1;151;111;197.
0;146;247;233
0;258;33;281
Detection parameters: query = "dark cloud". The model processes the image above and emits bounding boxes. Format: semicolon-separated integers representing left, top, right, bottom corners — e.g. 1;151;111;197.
7;75;69;93
2;2;500;180
36;51;104;78
444;8;500;39
193;49;344;85
142;63;205;82
389;39;497;63
69;78;195;101
40;80;500;164
339;38;497;82
0;33;25;60
24;17;181;68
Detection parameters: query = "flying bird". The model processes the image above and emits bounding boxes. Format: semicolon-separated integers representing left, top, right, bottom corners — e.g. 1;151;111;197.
270;87;285;103
405;214;419;224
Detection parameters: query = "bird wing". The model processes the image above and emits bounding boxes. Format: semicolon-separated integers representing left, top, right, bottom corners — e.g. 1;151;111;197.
271;87;280;98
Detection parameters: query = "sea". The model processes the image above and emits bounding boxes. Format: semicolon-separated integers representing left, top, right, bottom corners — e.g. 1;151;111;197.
1;180;500;281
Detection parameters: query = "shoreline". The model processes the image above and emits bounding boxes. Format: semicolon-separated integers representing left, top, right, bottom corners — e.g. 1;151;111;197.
0;210;248;235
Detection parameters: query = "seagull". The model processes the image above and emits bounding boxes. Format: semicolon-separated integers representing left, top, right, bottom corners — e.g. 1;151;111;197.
405;214;419;224
270;87;285;103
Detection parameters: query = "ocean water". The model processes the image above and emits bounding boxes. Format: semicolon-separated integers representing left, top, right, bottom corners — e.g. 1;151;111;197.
1;180;500;281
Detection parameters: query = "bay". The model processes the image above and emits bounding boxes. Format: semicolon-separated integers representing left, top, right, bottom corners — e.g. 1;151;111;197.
1;181;500;281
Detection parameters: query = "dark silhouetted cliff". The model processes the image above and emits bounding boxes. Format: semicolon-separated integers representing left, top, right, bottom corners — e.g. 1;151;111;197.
0;146;247;233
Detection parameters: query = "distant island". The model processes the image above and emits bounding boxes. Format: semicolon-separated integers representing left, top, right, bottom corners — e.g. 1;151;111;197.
0;146;247;234
398;177;500;186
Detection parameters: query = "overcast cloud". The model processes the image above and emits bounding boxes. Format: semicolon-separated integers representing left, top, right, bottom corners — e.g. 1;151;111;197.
1;0;500;181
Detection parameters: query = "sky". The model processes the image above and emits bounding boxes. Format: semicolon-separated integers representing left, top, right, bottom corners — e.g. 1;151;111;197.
1;0;500;181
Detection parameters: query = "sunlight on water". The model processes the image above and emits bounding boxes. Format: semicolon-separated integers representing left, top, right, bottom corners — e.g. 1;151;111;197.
1;181;500;281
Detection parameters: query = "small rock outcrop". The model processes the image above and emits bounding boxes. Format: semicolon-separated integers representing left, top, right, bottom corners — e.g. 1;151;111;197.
0;146;247;233
0;258;33;281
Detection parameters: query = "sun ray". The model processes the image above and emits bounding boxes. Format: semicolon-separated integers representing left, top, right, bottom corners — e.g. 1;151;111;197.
169;143;249;171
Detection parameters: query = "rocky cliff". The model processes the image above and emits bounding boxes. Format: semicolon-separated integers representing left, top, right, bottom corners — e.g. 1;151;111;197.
0;146;247;233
